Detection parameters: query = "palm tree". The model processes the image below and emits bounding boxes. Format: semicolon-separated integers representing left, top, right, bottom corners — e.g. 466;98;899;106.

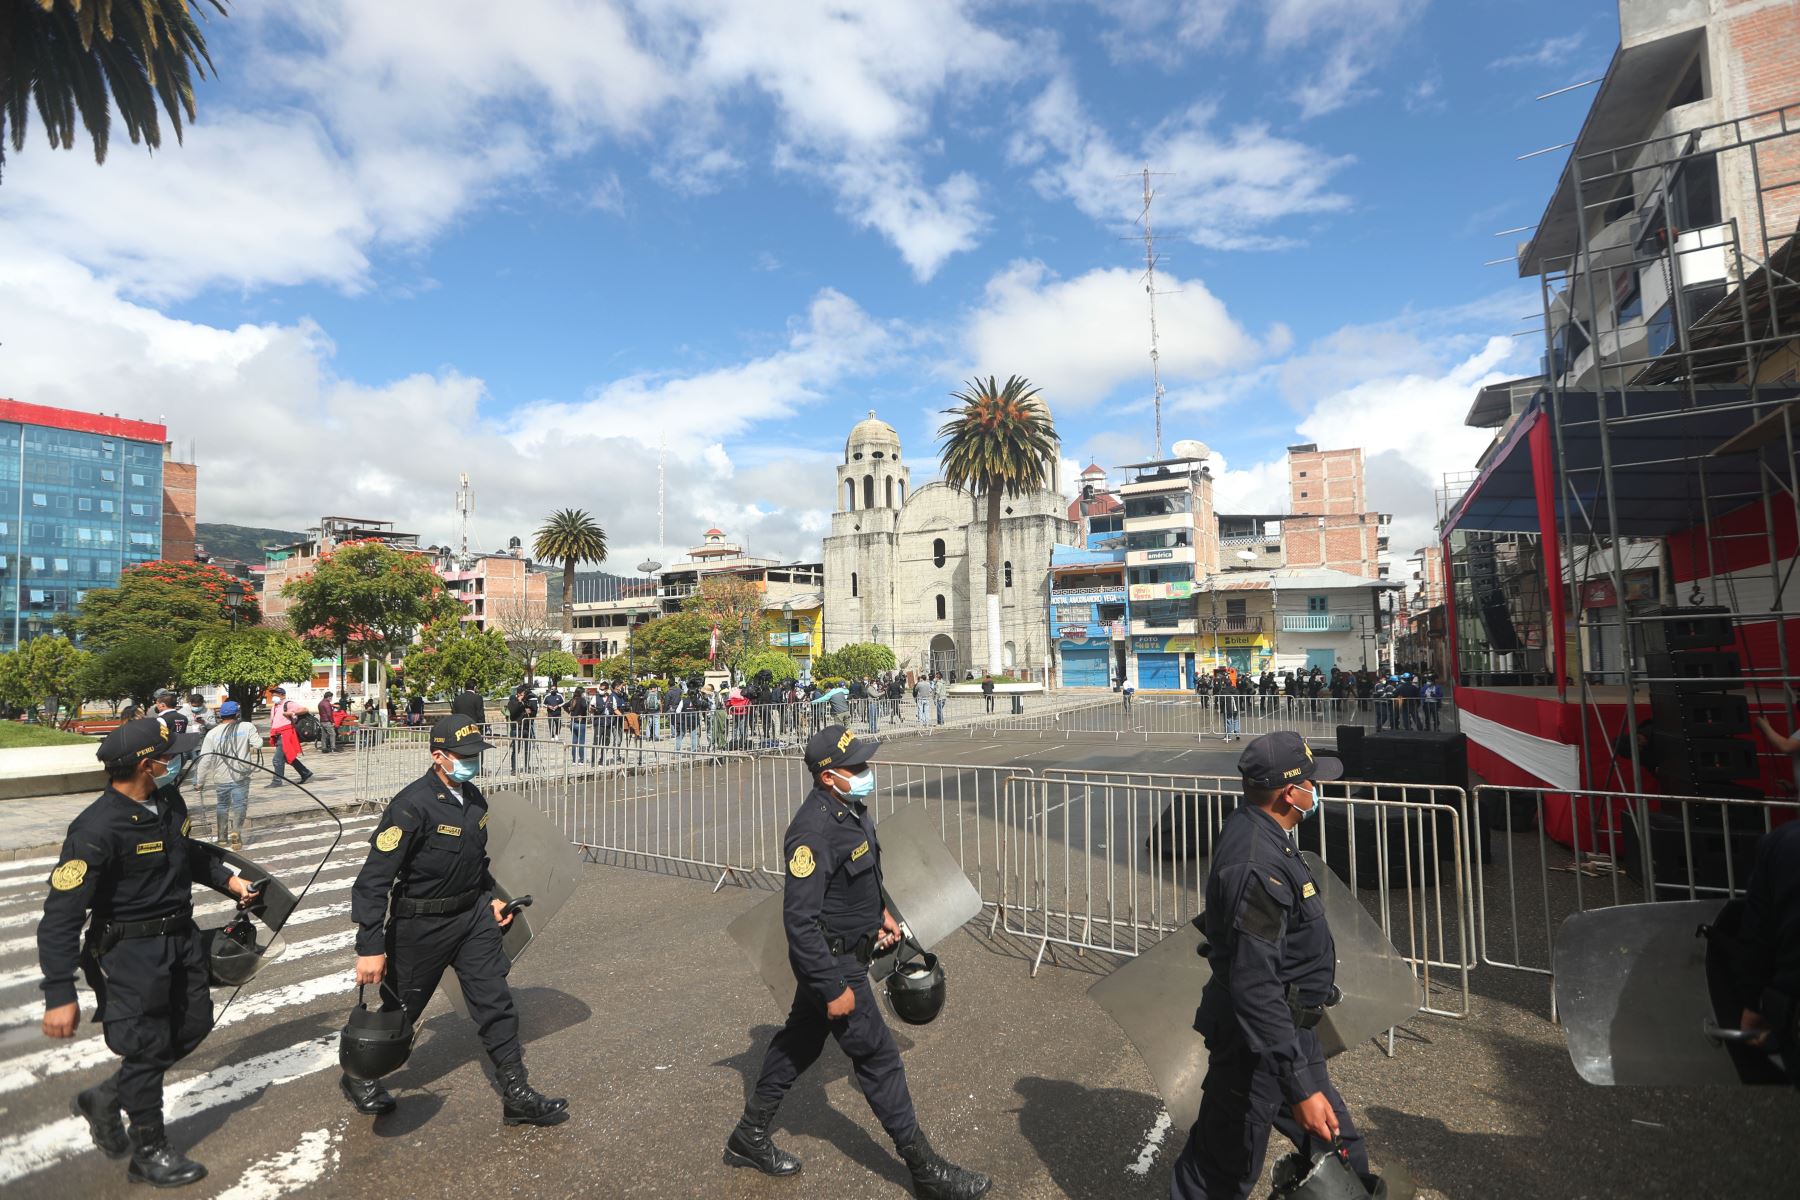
939;375;1060;675
2;1;228;182
533;509;609;635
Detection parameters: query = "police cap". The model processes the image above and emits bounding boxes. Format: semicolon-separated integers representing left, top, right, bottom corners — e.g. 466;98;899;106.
804;724;878;774
1236;730;1343;789
430;714;494;755
96;716;201;770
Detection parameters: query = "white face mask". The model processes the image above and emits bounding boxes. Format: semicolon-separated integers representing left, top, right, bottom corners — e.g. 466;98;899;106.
1287;780;1319;820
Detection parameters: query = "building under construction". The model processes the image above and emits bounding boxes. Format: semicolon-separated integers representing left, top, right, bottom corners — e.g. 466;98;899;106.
1437;0;1800;838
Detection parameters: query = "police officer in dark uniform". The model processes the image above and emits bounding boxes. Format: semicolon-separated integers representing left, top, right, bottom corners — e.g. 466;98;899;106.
1727;812;1800;1055
1171;731;1386;1199
723;724;990;1199
343;715;567;1125
37;718;261;1187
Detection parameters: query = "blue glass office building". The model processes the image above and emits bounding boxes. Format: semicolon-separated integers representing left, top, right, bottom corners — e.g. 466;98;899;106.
0;400;167;651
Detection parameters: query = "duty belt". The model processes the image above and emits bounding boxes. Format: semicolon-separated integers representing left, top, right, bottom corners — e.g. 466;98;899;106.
1286;984;1342;1031
90;913;192;955
823;927;877;965
395;889;480;918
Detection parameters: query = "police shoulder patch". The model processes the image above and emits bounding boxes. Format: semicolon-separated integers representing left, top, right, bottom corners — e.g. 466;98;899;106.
181;818;192;836
436;823;462;837
1301;880;1317;899
850;840;870;861
50;860;87;891
375;827;403;853
478;812;489;829
136;841;164;855
788;844;816;878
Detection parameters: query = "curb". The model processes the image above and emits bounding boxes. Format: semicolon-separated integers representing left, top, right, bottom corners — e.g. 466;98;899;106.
0;795;372;866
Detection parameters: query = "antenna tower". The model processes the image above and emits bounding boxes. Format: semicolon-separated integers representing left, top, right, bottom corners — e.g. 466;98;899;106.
455;472;474;567
657;436;666;553
1134;166;1173;458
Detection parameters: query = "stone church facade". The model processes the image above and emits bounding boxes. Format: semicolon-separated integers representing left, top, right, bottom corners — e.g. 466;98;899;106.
821;412;1076;680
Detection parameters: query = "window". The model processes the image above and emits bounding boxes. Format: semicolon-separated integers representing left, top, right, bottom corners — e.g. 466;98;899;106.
29;557;44;570
53;558;68;572
1307;595;1329;613
1614;271;1642;322
129;531;155;546
77;528;92;542
100;469;115;482
129;503;147;517
1298;471;1307;478
99;499;114;513
851;572;858;597
1225;598;1247;617
28;589;46;605
1299;491;1308;499
935;594;946;620
845;479;856;510
30;493;45;507
933;538;946;568
885;477;894;507
78;497;91;512
1004;560;1013;588
0;556;8;570
130;472;146;486
863;475;874;509
1646;303;1676;358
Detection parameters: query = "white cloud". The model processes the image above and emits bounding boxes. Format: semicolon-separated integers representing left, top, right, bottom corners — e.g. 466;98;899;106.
958;260;1267;408
1014;76;1353;251
1094;0;1241;66
1263;0;1428;117
1489;33;1585;71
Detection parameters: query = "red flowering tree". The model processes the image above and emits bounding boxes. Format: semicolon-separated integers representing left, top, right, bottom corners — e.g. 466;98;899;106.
64;560;257;652
282;541;462;678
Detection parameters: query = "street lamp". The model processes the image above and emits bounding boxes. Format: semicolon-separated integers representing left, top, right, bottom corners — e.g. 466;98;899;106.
781;600;797;671
225;580;246;630
629;560;661;679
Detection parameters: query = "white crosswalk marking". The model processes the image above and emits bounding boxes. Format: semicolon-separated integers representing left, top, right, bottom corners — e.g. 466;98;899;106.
213;1127;339;1200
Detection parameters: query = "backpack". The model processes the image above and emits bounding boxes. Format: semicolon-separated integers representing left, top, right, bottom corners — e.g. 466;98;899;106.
291;710;323;743
645;688;662;712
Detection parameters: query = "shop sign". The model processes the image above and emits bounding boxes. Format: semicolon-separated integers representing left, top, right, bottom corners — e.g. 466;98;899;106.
1146;549;1174;561
1132;635;1197;653
1129;582;1195;601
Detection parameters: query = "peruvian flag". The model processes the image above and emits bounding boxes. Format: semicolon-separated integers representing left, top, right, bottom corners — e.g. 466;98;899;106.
708;624;721;662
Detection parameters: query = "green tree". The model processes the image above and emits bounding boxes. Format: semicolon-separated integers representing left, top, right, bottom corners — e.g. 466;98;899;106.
75;638;178;711
1;0;228;181
0;635;89;724
282;541;460;695
532;509;608;634
681;576;772;677
939;375;1059;674
630;610;712;679
179;628;312;712
536;649;581;685
816;642;896;681
67;560;251;651
737;649;799;685
404;617;514;699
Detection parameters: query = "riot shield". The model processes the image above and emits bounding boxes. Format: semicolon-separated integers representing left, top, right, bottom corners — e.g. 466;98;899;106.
443;788;584;1016
1088;850;1421;1131
196;841;301;930
193;841;302;984
1553;900;1785;1086
727;802;983;1010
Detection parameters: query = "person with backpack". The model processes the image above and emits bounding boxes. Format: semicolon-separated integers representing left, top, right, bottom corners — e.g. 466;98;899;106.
644;682;663;741
568;686;591;763
318;691;339;755
196;701;259;848
506;685;535;773
152;690;189;774
266;687;315;787
543;684;565;738
981;673;996;714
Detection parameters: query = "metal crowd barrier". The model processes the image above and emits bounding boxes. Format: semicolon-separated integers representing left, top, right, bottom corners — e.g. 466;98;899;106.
1473;784;1797;1012
999;771;1472;1019
963;696;1458;743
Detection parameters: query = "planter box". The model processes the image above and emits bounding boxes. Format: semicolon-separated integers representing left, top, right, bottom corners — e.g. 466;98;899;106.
0;742;106;801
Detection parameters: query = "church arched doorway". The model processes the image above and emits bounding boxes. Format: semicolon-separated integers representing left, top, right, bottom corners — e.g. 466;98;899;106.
928;634;957;679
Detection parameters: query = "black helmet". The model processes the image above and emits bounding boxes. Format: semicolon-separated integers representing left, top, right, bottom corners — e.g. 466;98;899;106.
885;943;946;1026
204;914;277;987
1270;1144;1370;1200
339;985;415;1081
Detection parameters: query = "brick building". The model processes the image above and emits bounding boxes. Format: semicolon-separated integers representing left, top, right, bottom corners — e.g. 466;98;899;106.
1277;443;1389;578
160;459;198;564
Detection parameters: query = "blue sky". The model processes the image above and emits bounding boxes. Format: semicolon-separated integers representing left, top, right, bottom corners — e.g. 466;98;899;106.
0;1;1625;570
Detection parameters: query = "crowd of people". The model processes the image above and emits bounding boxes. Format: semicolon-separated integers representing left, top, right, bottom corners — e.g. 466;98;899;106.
1168;665;1447;732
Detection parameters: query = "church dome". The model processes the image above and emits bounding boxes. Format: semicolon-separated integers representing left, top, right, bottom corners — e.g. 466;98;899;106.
845;410;901;461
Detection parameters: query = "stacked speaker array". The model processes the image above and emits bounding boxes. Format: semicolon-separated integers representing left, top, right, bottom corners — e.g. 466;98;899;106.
1330;727;1477;885
1643;606;1757;793
1467;533;1521;652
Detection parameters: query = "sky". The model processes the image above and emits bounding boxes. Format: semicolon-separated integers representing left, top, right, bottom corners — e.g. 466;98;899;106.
0;0;1625;575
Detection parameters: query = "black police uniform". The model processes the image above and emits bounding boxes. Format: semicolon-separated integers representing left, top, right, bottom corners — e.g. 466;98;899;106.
1729;818;1800;1039
38;782;235;1127
349;769;523;1070
749;780;920;1141
1170;807;1375;1198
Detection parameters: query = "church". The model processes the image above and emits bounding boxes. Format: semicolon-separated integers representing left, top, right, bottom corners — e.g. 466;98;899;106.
821;411;1075;680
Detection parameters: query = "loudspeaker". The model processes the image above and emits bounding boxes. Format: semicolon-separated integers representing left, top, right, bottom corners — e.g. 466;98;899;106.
1316;798;1451;889
1479;591;1522;652
1645;649;1742;687
1651;733;1760;790
1641;606;1735;655
1619;796;1765;892
1648;688;1750;738
1358;731;1469;790
1334;724;1366;780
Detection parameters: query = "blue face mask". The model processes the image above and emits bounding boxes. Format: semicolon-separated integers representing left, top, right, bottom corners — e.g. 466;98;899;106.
1290;781;1320;821
837;768;875;798
153;761;180;790
446;755;480;783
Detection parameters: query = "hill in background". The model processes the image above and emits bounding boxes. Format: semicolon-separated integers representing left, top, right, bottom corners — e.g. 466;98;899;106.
196;523;305;565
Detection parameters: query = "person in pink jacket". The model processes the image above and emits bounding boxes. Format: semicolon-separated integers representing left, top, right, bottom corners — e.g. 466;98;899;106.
267;687;315;788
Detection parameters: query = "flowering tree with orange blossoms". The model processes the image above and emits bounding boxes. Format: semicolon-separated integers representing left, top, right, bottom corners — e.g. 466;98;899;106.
64;560;257;652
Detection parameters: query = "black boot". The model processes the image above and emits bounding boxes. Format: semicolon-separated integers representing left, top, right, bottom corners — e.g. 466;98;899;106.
126;1117;206;1188
497;1062;568;1127
898;1131;990;1199
340;1073;397;1115
723;1097;802;1177
73;1085;129;1159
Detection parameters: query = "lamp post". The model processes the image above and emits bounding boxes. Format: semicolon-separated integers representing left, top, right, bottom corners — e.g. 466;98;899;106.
225;580;245;630
629;560;661;679
781;600;797;672
738;614;751;682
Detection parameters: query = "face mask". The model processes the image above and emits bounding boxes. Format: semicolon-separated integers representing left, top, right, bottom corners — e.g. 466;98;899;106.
153;761;180;790
834;768;876;799
1289;781;1320;821
444;755;480;783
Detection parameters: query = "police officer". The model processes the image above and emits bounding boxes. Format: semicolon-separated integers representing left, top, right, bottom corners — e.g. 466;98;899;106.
1727;808;1800;1055
724;724;990;1199
37;718;260;1187
343;715;567;1125
1171;731;1386;1199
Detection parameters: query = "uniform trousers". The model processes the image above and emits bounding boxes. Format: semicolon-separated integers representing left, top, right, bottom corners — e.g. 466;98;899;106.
85;928;213;1122
1169;1029;1373;1200
382;899;522;1070
751;966;919;1147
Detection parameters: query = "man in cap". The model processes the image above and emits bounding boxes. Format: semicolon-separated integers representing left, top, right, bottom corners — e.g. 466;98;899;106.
723;724;990;1199
343;715;567;1125
36;718;261;1187
1170;731;1386;1198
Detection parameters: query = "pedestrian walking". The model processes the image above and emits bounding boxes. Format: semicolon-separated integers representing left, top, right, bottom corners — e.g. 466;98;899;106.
196;701;259;848
1169;732;1389;1199
568;687;591;763
37;718;260;1186
506;685;535;773
266;687;313;787
723;725;990;1198
981;673;996;714
318;692;339;755
342;716;567;1126
184;693;215;734
933;674;946;726
644;682;663;741
1421;676;1443;731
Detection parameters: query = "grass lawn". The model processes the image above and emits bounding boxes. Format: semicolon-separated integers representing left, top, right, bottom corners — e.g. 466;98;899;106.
0;723;98;749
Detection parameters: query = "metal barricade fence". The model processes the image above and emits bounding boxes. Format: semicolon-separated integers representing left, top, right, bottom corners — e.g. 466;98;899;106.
964;696;1457;742
1474;785;1798;1003
1000;771;1472;1018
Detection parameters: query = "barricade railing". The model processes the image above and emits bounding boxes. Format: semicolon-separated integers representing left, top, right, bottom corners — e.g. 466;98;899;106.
963;695;1457;742
1001;771;1472;1018
1473;785;1798;1007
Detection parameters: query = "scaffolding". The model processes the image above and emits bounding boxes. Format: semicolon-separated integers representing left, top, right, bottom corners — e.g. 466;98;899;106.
1532;100;1800;799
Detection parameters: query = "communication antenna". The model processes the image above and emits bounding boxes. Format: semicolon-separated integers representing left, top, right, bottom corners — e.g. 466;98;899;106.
657;435;666;554
455;472;475;568
1126;166;1177;458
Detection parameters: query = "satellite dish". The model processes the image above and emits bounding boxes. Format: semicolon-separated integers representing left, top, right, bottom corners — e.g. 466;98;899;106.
1237;549;1258;563
1171;439;1210;461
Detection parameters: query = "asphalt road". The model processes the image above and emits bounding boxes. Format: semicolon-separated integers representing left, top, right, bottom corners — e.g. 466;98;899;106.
0;733;1794;1198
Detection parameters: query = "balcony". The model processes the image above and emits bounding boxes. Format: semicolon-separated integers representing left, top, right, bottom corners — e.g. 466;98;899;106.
1201;615;1264;632
1279;614;1354;633
1049;584;1127;602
